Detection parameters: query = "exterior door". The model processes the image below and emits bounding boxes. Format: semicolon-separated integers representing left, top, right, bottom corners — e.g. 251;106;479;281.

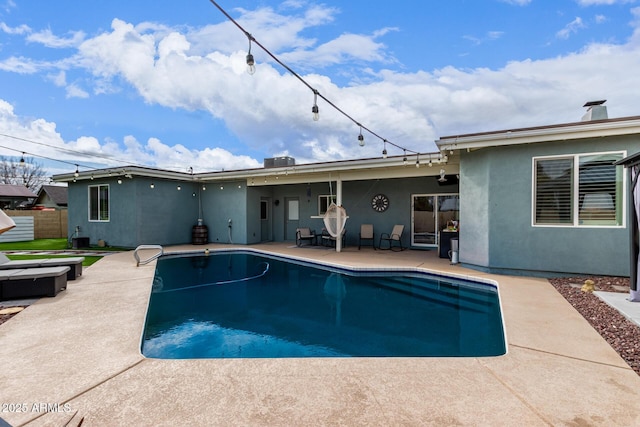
412;195;436;246
285;197;300;241
260;198;272;242
412;194;460;247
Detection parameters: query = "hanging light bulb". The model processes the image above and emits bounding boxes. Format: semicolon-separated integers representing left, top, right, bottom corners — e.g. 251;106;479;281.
312;90;319;121
358;126;365;147
19;153;25;167
150;183;155;189
117;178;123;184
74;165;79;178
246;35;256;75
382;140;388;158
428;156;433;167
202;184;206;191
177;185;181;191
416;155;420;168
403;150;408;166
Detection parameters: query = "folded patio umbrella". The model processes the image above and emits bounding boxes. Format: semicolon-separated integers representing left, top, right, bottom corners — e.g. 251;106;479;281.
0;209;16;234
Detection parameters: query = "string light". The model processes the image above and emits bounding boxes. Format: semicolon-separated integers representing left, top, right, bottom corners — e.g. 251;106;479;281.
312;90;319;121
246;35;256;75
382;140;387;158
358;125;364;147
207;0;430;160
74;165;79;178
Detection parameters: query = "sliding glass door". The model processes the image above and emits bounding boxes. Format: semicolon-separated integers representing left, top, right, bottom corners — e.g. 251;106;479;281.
411;194;459;247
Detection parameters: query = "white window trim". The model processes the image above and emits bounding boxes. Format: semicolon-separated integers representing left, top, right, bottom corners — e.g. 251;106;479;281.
88;184;110;222
531;150;626;228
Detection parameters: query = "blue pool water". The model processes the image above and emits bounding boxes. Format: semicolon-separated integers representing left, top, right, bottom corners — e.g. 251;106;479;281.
141;251;506;359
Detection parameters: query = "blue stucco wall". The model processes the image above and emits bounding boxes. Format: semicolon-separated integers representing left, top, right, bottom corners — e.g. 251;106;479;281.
67;174;459;249
67;177;199;248
459;134;640;276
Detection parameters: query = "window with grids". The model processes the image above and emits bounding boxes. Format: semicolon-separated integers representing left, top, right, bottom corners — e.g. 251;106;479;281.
533;152;624;226
89;184;110;222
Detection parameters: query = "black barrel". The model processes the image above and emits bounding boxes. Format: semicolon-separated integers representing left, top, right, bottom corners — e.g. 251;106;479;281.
192;225;208;245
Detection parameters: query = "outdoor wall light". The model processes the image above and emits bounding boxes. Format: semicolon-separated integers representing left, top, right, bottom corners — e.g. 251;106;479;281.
202;184;206;191
177;185;181;191
117;178;122;184
150;183;155;189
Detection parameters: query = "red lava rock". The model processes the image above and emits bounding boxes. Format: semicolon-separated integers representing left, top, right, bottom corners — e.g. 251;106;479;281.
549;276;640;376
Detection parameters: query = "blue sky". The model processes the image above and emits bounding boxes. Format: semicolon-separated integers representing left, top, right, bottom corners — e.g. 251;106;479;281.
1;0;640;176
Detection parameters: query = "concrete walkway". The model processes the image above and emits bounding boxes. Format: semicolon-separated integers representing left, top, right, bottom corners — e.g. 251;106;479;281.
1;243;639;426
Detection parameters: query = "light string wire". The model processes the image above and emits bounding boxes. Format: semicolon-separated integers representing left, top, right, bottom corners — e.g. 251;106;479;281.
208;0;423;156
0;134;193;174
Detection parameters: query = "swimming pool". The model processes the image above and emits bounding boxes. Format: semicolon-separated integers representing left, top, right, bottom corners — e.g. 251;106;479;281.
141;250;506;359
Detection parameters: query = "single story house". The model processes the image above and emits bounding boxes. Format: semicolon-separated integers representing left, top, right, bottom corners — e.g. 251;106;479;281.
0;184;37;210
33;185;68;210
54;102;640;277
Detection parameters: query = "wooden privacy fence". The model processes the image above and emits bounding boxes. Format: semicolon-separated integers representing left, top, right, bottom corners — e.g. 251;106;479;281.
3;210;68;240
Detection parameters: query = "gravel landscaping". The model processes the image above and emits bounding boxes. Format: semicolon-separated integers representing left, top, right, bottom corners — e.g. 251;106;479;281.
549;276;640;376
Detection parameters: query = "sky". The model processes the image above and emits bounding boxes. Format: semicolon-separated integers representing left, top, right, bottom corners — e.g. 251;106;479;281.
1;0;640;177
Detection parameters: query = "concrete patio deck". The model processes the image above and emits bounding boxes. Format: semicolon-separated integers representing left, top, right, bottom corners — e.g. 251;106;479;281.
1;243;639;426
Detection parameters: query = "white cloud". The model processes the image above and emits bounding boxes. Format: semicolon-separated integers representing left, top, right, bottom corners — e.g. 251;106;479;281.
557;17;587;39
2;2;640;173
577;0;637;5
26;28;85;48
0;21;30;35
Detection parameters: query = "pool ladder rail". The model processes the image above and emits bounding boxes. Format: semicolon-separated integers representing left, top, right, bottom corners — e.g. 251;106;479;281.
134;245;164;266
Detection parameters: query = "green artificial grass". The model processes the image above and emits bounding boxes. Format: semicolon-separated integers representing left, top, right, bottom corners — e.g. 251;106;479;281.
0;238;128;267
5;254;102;267
0;238;69;251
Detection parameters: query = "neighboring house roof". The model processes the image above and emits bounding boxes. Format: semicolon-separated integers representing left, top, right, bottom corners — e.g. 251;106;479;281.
436;115;640;152
36;185;68;206
0;184;37;198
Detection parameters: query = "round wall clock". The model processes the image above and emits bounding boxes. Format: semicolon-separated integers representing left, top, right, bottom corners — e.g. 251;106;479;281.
371;194;389;212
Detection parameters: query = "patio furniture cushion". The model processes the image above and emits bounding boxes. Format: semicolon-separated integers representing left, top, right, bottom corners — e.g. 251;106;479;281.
0;266;70;299
0;253;83;280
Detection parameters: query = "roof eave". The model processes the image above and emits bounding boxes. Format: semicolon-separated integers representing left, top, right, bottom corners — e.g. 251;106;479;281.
436;116;640;152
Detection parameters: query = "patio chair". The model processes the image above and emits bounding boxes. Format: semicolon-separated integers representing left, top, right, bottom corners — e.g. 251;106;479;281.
379;225;405;251
321;228;347;248
0;252;83;280
358;224;376;250
0;266;70;299
296;228;317;246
